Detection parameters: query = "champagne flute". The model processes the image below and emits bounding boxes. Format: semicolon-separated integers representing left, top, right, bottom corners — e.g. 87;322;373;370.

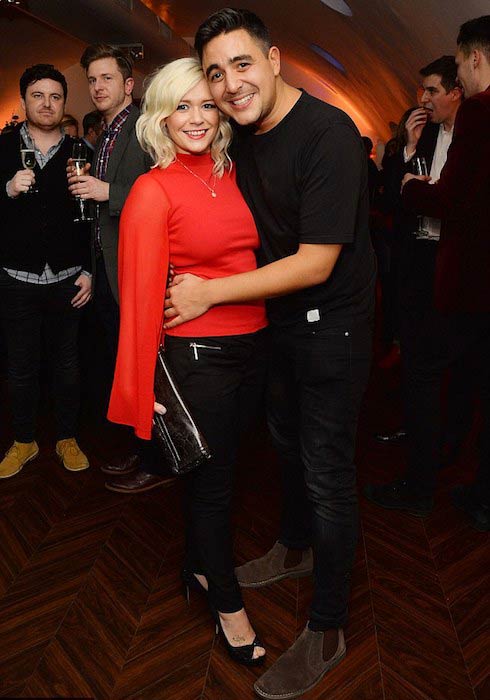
411;156;429;239
71;140;93;223
20;148;38;194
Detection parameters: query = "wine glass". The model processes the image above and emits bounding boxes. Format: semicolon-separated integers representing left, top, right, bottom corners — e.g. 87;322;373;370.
411;156;429;239
71;140;93;223
20;148;38;194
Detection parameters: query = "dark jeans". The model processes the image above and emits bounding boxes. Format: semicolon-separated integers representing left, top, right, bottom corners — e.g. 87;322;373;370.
405;311;490;503
267;321;372;630
0;269;81;442
165;330;267;613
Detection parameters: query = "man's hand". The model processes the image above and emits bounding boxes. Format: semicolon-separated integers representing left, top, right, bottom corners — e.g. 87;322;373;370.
71;273;92;308
405;108;428;156
7;169;35;197
401;173;431;190
154;402;167;415
164;274;210;329
66;158;91;179
67;161;109;202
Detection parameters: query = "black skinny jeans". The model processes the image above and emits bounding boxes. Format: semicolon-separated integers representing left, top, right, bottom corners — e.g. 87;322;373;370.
267;321;372;631
0;269;81;442
164;330;267;613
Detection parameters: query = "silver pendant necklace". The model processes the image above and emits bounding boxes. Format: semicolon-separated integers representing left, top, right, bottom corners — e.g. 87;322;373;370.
176;158;217;198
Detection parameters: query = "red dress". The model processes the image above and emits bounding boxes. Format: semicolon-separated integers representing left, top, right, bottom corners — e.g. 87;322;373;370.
107;153;267;439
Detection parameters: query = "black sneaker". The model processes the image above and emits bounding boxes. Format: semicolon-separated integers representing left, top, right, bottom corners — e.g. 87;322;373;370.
363;478;433;517
451;485;490;532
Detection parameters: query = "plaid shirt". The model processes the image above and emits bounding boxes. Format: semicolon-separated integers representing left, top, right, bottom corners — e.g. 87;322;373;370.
94;105;132;250
4;122;84;285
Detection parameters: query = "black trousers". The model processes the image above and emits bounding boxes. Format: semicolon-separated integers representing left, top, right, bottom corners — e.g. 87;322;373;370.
165;330;267;613
0;269;81;442
93;254;120;372
405;311;490;502
267;321;372;630
399;239;475;449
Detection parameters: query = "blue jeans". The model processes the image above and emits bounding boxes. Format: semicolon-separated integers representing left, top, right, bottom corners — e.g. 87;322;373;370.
267;321;372;630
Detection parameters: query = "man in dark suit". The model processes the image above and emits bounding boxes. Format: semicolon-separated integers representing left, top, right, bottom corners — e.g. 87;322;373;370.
374;57;473;459
70;44;171;493
366;16;490;531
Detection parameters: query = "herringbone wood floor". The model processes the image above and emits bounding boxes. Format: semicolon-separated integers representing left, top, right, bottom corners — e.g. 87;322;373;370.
0;337;488;700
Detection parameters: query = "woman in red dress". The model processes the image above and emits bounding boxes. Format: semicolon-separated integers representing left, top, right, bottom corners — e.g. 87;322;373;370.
108;57;267;665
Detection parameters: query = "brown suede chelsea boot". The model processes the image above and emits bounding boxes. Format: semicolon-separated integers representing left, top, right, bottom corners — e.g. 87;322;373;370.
235;541;313;588
254;625;346;699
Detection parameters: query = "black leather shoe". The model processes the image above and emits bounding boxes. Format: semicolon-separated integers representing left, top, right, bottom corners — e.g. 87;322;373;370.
105;469;176;493
100;453;140;476
364;478;433;517
452;485;489;532
374;429;408;444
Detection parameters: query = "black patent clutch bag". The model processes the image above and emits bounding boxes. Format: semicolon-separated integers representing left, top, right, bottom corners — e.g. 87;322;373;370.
152;346;211;475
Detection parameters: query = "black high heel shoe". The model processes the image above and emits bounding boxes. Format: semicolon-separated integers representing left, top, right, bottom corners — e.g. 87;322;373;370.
212;607;266;667
182;571;265;666
182;569;208;605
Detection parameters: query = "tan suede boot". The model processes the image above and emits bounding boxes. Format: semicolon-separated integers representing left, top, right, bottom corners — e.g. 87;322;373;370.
56;438;89;472
254;625;346;699
235;541;313;588
0;441;39;479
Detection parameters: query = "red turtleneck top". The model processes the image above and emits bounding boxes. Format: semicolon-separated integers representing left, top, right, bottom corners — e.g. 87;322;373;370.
108;153;267;439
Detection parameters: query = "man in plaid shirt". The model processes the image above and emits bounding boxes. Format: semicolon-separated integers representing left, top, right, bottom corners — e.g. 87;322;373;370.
69;45;172;494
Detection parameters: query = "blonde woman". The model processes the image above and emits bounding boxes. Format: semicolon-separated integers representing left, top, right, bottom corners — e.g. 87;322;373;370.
108;57;267;665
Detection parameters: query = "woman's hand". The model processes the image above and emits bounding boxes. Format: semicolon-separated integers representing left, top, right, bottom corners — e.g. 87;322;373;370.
154;402;167;415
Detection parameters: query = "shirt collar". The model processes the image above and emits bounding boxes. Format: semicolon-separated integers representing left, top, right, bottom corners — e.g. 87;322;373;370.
439;122;454;137
21;121;65;150
103;104;132;133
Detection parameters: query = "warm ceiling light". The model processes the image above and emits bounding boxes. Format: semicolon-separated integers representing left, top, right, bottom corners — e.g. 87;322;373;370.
310;44;346;74
320;0;353;17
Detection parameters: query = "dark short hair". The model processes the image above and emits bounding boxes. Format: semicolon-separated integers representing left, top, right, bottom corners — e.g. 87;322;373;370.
419;55;458;92
82;110;103;135
457;15;490;60
80;43;133;80
195;7;272;60
20;64;67;100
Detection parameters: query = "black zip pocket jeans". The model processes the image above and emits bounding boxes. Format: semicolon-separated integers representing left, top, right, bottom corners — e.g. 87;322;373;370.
164;329;267;613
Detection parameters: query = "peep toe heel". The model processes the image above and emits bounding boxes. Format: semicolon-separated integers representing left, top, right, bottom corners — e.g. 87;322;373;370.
211;606;266;667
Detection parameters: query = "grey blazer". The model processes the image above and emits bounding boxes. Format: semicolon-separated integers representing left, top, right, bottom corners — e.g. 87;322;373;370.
93;103;152;303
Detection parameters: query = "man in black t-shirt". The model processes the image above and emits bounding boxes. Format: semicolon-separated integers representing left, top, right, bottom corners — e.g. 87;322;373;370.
165;10;375;698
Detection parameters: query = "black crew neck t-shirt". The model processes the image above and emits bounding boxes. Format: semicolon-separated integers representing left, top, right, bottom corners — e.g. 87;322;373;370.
233;90;376;330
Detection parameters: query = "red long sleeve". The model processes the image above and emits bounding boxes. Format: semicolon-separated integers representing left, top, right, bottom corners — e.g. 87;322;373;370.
107;175;170;439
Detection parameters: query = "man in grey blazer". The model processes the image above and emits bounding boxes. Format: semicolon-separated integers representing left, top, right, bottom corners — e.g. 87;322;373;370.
70;44;172;492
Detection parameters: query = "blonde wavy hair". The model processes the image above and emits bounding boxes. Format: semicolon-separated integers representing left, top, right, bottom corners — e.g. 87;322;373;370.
136;57;232;176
